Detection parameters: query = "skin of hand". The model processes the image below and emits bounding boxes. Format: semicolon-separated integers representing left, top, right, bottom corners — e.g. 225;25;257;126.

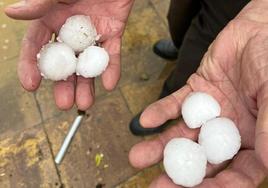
129;0;268;187
4;0;134;110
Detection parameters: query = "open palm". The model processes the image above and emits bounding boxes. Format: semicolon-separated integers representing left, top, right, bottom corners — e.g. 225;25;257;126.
5;0;133;110
129;1;268;187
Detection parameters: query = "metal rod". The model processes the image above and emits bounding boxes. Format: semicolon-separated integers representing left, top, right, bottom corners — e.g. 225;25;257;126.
55;112;85;164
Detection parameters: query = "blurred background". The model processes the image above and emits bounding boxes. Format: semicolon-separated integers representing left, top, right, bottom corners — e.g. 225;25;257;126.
0;0;267;187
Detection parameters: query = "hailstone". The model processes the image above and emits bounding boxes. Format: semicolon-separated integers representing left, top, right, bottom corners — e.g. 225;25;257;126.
58;15;99;52
76;46;109;78
198;117;241;164
37;42;77;81
164;138;207;187
182;92;221;129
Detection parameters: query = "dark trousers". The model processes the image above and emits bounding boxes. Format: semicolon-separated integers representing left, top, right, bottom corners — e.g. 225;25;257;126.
160;0;250;98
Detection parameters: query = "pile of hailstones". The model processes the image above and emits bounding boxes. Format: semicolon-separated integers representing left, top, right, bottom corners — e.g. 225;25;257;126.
163;92;241;187
37;15;109;81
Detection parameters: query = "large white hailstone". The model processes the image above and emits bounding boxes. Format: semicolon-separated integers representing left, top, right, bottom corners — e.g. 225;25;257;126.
198;117;241;164
76;46;109;78
182;92;221;129
58;15;99;52
164;138;207;187
37;42;77;81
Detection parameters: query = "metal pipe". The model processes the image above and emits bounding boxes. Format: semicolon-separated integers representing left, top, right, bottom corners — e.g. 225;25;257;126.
55;111;85;164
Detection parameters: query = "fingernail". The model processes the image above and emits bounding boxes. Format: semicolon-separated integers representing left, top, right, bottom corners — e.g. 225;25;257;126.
8;1;26;9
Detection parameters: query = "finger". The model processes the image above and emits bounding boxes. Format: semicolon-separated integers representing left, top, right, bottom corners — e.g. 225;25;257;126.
75;76;95;111
5;0;76;20
129;121;198;169
199;169;257;188
140;86;192;128
4;0;55;20
101;37;121;91
53;75;75;110
206;161;229;178
149;174;183;188
18;20;52;91
256;86;268;171
197;150;265;188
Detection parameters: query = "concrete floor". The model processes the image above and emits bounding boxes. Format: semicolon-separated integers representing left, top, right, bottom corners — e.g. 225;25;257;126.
0;0;267;187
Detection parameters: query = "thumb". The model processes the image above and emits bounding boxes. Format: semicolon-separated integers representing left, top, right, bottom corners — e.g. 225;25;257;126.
4;0;76;20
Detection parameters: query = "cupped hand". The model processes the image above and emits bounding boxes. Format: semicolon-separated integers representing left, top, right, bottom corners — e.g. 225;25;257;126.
129;0;268;187
4;0;133;110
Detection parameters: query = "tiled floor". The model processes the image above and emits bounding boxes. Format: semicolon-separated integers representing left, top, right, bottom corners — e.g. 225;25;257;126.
0;0;267;187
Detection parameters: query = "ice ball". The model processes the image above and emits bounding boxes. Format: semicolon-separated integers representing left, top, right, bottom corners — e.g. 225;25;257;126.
198;117;241;164
37;42;77;81
76;46;109;78
182;92;221;129
164;138;207;187
58;15;99;52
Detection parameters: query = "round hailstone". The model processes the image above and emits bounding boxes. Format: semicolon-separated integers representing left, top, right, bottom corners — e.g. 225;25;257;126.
58;15;99;52
182;92;221;129
37;42;77;81
198;117;241;164
76;46;109;78
164;138;207;187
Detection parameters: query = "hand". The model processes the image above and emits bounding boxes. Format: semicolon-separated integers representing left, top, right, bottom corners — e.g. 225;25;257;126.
129;0;268;187
4;0;133;110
